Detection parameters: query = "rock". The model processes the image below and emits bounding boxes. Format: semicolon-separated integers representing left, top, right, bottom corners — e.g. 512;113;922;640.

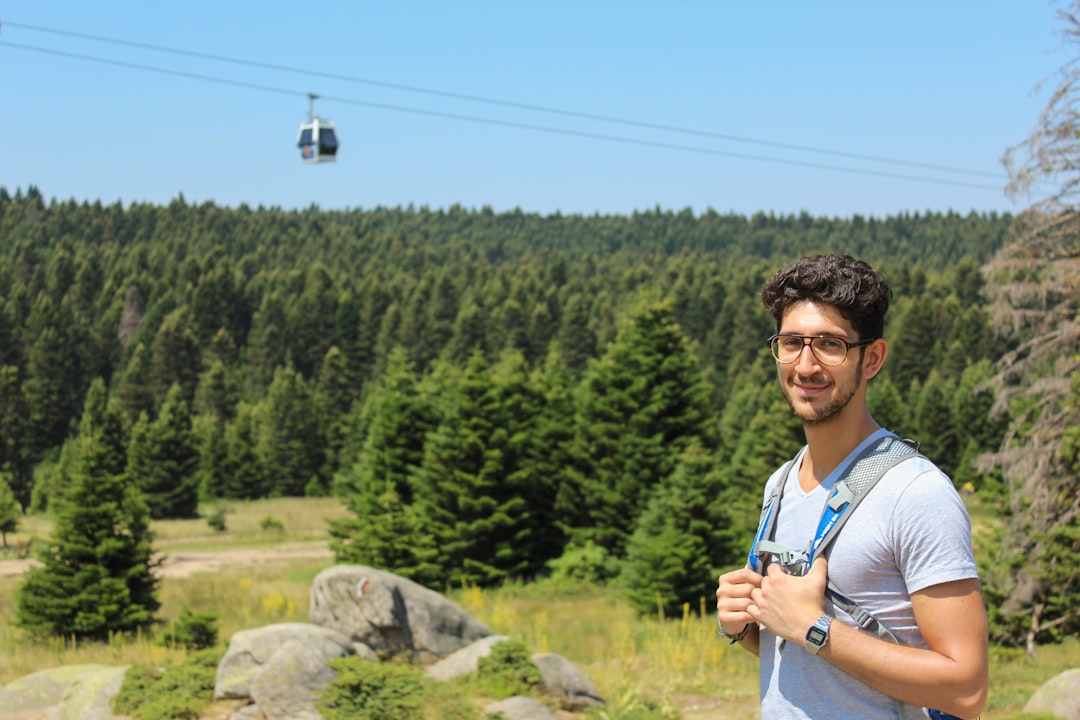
425;635;511;682
309;565;493;664
214;622;353;701
1023;668;1080;720
532;652;605;710
0;664;128;720
484;695;560;720
248;639;340;720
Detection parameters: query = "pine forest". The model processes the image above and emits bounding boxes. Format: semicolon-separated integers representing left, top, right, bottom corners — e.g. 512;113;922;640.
0;185;1075;650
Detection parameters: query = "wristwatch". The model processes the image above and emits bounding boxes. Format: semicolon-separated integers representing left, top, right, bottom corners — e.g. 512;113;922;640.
805;614;832;655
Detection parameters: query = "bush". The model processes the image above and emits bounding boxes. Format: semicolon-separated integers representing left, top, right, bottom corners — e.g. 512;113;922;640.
319;657;478;720
260;515;285;533
205;506;228;532
157;607;219;650
113;647;222;719
474;639;542;699
547;541;620;584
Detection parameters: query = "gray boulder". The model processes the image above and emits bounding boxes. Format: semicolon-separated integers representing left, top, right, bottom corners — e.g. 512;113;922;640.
309;565;493;664
484;696;560;720
248;638;341;720
532;652;605;710
214;622;354;701
0;664;127;720
425;635;511;681
1023;668;1080;720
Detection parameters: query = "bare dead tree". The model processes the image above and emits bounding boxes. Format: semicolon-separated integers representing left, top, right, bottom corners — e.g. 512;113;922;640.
979;2;1080;650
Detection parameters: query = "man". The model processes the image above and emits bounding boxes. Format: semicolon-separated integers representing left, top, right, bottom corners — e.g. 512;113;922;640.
715;255;988;719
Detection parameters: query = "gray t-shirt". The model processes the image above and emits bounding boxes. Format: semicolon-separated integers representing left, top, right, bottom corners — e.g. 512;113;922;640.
757;429;979;720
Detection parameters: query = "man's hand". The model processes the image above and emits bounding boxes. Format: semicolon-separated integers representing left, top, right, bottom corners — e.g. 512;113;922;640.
715;565;762;635
748;556;829;645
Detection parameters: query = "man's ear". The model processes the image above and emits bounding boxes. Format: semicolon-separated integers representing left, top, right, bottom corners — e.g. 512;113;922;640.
862;338;888;380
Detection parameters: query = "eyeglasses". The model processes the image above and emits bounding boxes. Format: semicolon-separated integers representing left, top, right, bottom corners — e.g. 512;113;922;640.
766;334;877;366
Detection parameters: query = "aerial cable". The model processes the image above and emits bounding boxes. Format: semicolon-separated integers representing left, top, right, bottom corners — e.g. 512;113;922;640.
3;19;1005;181
0;39;1004;191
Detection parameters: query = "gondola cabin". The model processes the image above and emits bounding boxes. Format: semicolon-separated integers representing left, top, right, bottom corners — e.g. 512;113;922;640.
297;117;338;163
297;94;339;164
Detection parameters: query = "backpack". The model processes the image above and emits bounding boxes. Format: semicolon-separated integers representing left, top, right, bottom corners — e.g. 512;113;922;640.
747;433;969;720
748;431;920;644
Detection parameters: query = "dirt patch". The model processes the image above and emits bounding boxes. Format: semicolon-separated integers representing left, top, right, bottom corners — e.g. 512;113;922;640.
0;542;333;579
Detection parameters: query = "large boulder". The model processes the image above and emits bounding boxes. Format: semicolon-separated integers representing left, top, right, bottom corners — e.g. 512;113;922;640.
309;565;493;664
0;664;127;720
532;652;605;710
214;622;354;702
1023;668;1080;720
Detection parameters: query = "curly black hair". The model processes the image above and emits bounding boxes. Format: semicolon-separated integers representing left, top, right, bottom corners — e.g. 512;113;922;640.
760;254;892;341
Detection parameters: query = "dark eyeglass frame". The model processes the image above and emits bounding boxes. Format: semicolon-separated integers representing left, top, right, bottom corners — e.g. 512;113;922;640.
766;333;877;366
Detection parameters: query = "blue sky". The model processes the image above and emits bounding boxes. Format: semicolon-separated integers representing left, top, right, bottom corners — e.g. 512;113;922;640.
0;1;1069;218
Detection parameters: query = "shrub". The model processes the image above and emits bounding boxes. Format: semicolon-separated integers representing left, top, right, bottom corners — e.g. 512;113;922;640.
158;607;219;650
205;506;228;532
474;639;542;699
260;515;285;533
113;647;222;719
319;657;478;720
547;541;620;584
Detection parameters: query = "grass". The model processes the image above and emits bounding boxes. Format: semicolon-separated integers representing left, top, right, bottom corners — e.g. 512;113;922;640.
0;496;1076;719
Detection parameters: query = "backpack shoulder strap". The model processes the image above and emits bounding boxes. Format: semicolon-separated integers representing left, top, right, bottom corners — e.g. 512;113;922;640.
809;434;922;565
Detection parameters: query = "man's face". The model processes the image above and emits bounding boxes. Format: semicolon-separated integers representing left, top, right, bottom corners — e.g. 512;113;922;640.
775;301;869;426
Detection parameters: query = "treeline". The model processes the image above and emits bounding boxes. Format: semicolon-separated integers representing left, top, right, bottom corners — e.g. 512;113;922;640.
0;185;1014;618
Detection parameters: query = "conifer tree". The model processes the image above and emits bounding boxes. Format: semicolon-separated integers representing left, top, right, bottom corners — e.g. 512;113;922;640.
16;379;159;640
149;307;202;408
314;346;354;484
409;351;533;587
0;365;32;509
622;444;724;617
22;296;82;458
222;403;268;499
127;383;201;519
328;349;440;580
0;473;18;547
556;292;596;379
562;298;711;557
253;365;322;496
115;342;156;423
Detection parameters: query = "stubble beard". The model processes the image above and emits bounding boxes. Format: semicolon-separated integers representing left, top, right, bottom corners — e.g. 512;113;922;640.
783;363;864;428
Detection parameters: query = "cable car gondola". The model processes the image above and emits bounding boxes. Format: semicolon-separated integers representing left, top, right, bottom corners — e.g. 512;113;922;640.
297;93;339;164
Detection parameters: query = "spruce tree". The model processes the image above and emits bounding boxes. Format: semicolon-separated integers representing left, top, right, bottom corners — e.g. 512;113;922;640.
563;298;711;556
0;473;18;547
253;365;322;496
127;384;201;519
16;380;159;640
622;444;724;617
409;351;532;587
0;365;32;509
328;349;440;580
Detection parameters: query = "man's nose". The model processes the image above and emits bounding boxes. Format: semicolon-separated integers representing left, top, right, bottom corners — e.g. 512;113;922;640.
794;342;821;371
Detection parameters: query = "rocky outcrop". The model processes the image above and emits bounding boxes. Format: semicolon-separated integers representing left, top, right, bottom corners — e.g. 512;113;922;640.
213;622;356;720
533;652;604;710
309;565;493;664
1;565;606;720
1022;668;1080;720
0;664;128;720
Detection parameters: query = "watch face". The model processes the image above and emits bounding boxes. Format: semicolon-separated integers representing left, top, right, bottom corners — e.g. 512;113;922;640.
807;627;827;645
